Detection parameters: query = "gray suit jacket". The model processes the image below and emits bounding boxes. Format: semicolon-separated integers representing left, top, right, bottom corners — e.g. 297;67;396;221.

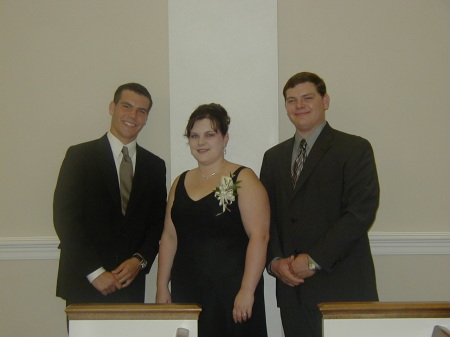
260;123;379;308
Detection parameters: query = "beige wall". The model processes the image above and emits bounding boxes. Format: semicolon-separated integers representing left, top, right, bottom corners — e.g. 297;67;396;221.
0;1;448;337
0;0;170;237
277;0;449;233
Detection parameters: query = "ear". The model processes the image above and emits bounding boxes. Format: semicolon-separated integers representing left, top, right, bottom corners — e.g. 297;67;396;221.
323;94;330;110
109;101;115;116
224;132;230;147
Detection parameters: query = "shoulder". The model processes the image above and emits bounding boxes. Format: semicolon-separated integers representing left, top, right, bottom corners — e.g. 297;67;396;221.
137;145;165;163
232;166;264;192
329;127;373;152
325;126;376;166
64;136;106;158
264;137;292;155
262;138;294;165
168;171;187;199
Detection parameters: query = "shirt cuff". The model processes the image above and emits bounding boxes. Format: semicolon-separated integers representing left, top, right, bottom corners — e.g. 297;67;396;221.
87;267;106;283
267;257;281;276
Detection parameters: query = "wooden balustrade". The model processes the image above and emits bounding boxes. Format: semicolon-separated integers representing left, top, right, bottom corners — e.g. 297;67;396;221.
319;301;450;319
319;302;450;337
66;303;201;320
65;303;202;337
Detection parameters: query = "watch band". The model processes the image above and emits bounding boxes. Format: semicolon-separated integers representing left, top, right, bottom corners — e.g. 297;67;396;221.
132;253;147;270
307;254;318;271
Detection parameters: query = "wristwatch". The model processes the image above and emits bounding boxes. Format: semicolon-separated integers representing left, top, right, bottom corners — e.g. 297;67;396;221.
132;253;148;270
307;254;318;271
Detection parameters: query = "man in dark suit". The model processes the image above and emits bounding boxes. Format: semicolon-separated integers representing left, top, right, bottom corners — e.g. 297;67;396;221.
260;72;379;337
54;83;166;306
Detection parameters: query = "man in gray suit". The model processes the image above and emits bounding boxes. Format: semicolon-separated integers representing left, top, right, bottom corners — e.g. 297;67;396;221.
54;83;166;306
260;72;379;337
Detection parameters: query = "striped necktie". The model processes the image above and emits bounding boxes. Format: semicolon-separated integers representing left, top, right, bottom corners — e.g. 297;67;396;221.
291;139;307;188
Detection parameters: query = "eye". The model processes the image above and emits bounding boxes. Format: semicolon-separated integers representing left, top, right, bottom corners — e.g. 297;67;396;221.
138;109;147;115
190;134;198;139
287;99;295;104
206;132;216;137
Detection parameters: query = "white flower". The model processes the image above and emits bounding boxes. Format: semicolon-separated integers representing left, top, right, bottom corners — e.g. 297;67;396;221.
214;174;241;215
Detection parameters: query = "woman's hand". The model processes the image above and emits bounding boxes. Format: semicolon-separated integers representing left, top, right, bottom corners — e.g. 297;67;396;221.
155;286;172;304
232;288;254;324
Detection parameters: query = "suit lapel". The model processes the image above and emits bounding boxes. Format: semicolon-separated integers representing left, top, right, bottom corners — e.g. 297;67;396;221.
293;123;333;193
96;135;122;213
278;137;296;198
126;144;149;216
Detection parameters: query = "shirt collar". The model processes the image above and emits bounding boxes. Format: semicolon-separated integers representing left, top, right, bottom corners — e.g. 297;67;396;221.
107;132;137;159
293;121;326;154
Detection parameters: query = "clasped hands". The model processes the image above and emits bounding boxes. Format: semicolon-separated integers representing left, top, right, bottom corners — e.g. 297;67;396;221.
92;258;141;296
271;253;316;287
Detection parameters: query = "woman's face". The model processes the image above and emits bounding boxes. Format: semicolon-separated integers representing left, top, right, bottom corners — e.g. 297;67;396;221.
188;118;229;165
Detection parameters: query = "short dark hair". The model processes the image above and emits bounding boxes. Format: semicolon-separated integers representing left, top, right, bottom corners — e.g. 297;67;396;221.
283;72;327;99
113;83;153;111
185;103;230;137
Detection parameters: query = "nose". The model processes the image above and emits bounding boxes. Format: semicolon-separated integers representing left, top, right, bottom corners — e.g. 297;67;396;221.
296;100;306;109
128;108;139;118
198;136;206;145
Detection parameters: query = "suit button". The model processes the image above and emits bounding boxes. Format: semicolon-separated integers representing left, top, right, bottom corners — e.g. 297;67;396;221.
291;218;297;223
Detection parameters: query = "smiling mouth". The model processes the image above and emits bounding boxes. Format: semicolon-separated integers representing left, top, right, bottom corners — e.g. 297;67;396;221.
123;121;137;127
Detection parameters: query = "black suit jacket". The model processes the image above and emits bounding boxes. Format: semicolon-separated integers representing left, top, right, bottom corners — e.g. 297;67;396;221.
53;134;166;303
260;123;379;309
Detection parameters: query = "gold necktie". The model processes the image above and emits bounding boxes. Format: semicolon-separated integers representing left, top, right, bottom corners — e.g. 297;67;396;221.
120;146;133;214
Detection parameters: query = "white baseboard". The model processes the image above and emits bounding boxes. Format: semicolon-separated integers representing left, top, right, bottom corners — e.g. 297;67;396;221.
0;232;449;260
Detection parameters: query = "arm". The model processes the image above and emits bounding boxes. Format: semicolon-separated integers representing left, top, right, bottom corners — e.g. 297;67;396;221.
53;146;105;276
232;168;269;323
134;157;167;272
155;176;179;304
260;153;304;287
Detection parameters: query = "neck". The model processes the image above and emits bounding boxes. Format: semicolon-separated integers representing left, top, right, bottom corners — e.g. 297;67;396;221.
198;160;225;179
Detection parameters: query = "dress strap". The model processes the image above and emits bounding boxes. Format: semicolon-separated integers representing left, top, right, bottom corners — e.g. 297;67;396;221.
232;166;247;182
175;171;188;193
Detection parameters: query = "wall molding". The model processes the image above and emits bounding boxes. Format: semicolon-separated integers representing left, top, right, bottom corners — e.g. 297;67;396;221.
368;232;450;255
0;232;449;260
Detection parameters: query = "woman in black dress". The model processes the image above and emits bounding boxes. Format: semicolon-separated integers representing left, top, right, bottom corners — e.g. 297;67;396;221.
156;103;269;337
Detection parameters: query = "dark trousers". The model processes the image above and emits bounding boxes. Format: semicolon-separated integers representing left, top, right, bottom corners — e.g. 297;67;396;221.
280;305;322;337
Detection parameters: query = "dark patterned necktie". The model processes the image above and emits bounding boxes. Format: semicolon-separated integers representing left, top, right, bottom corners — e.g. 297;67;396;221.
120;146;133;214
291;139;307;187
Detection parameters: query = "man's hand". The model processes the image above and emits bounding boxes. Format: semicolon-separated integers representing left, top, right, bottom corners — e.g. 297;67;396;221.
289;253;316;279
270;256;305;287
91;271;122;296
112;258;141;288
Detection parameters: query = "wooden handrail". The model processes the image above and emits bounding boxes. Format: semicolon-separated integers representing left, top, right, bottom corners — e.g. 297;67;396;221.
319;301;450;319
65;303;202;321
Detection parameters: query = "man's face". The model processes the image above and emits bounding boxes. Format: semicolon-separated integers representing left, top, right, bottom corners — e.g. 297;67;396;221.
285;82;330;138
109;90;150;144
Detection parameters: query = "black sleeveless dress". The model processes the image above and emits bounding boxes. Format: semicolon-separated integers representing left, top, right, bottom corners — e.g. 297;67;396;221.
170;167;267;337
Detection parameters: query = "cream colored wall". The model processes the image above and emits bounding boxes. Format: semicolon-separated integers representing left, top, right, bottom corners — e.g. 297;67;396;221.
0;0;170;237
277;0;449;233
0;1;449;337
